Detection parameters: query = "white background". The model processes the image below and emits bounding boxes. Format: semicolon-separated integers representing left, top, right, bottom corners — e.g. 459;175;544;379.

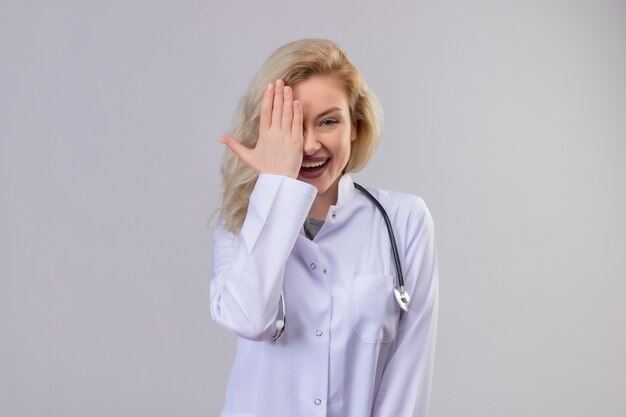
1;1;624;416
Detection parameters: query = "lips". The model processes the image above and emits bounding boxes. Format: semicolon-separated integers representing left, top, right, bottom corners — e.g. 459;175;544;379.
299;157;330;179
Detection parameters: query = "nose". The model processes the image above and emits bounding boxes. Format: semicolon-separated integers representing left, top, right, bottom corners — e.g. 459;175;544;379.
302;129;321;155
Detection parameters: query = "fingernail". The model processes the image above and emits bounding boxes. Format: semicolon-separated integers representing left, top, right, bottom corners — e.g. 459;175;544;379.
267;83;273;91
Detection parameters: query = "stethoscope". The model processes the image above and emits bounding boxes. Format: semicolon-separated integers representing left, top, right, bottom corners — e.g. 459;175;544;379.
271;182;411;341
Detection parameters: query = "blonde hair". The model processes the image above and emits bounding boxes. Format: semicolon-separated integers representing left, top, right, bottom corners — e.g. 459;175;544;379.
210;38;384;235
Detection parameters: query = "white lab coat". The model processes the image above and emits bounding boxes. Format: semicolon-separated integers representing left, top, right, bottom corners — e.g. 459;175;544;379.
211;172;439;417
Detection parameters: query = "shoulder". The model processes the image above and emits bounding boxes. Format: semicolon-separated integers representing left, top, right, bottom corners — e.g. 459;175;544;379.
359;183;431;223
356;182;435;244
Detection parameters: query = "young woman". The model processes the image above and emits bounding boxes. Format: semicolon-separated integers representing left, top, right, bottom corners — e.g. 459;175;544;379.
210;38;439;417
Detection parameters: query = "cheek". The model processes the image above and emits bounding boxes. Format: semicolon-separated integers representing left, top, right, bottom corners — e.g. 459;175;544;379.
329;142;352;170
334;131;352;153
340;136;353;158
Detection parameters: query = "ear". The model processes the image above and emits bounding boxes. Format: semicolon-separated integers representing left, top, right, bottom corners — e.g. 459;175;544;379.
350;123;357;142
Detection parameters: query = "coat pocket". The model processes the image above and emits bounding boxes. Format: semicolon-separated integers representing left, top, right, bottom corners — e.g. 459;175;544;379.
352;273;400;344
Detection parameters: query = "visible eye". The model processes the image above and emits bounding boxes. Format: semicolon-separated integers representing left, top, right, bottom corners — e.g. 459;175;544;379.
320;119;338;127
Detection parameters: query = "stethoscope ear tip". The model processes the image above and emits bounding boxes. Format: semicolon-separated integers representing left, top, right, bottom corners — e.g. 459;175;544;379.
271;320;286;342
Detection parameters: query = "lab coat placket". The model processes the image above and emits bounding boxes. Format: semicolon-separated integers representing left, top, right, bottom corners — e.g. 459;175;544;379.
286;231;332;414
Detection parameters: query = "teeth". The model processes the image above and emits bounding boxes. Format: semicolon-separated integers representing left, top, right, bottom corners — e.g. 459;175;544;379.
301;159;328;168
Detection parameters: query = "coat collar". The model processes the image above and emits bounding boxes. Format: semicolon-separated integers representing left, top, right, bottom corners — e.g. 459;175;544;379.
335;173;358;208
296;173;359;244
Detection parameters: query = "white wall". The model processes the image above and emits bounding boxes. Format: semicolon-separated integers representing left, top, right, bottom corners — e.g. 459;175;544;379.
1;1;624;416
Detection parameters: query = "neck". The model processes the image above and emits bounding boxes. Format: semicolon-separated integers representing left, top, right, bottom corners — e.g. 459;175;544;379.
307;176;341;221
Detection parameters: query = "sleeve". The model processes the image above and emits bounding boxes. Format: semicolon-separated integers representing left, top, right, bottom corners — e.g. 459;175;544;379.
371;198;440;417
210;173;318;341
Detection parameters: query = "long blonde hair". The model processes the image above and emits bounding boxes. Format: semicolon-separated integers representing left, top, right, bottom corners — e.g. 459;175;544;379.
210;38;384;235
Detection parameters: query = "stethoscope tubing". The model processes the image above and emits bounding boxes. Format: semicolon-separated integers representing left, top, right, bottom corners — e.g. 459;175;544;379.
352;182;405;289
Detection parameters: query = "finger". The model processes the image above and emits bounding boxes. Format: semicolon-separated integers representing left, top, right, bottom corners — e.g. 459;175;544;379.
291;100;303;140
281;85;293;134
259;82;273;132
219;135;254;168
270;79;284;130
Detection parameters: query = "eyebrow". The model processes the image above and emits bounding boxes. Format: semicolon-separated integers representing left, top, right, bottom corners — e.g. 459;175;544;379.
313;106;343;119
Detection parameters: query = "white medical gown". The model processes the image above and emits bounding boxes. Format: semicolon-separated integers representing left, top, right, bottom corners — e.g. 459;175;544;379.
210;173;439;417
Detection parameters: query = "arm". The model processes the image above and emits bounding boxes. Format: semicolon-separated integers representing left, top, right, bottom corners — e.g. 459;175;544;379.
372;198;440;417
210;173;317;341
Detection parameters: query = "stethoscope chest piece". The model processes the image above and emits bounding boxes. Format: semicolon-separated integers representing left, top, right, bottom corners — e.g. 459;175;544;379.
394;286;411;312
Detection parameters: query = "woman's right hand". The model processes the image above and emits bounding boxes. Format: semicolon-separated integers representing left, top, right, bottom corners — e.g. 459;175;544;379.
219;79;304;179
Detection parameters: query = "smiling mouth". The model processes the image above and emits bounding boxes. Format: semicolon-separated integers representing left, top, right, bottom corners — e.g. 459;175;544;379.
299;158;330;178
300;158;329;170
